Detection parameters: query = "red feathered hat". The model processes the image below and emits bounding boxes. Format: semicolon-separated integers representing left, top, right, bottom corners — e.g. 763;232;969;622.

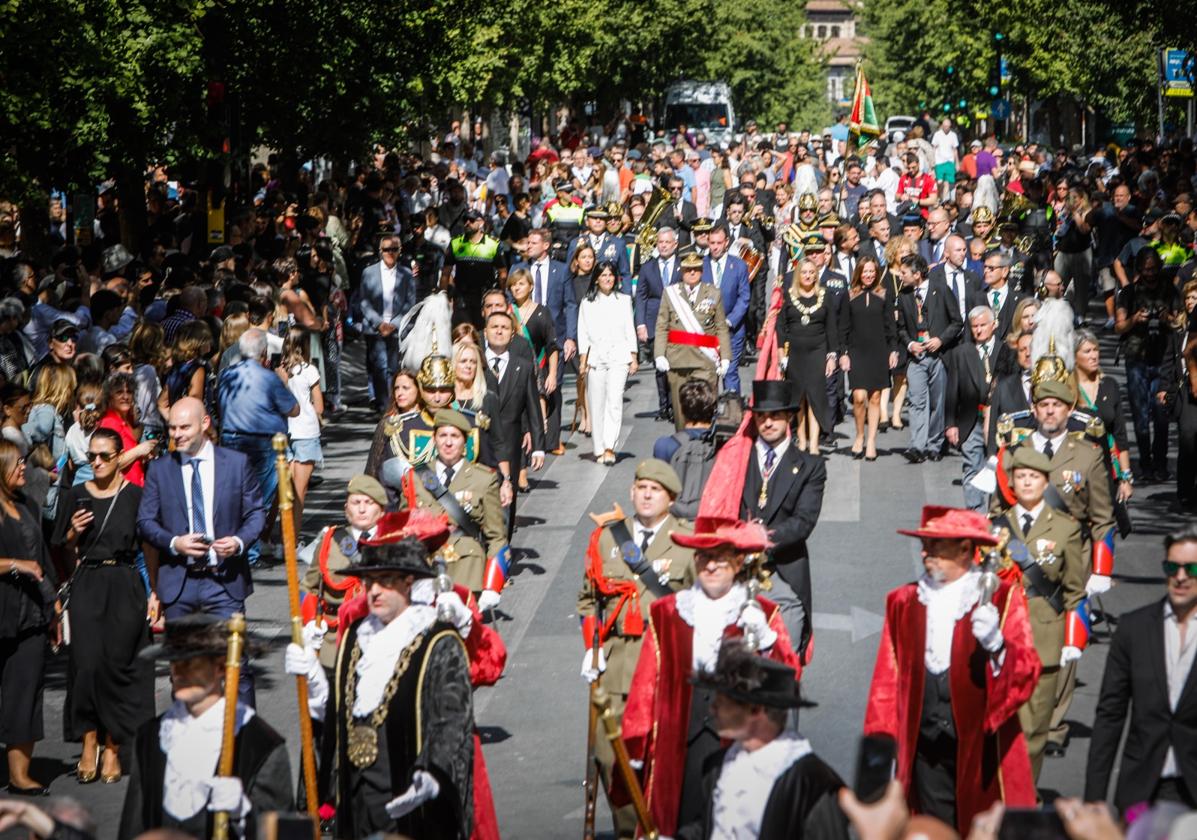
360;509;452;552
671;517;772;552
897;505;999;546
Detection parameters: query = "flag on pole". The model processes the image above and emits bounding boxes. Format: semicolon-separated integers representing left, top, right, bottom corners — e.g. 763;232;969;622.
849;63;881;137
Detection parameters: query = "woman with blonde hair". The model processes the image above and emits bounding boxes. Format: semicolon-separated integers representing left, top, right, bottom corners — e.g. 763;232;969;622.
129;321;166;440
158;319;214;419
778;258;838;454
451;338;504;468
23;362;75;519
995;297;1039;378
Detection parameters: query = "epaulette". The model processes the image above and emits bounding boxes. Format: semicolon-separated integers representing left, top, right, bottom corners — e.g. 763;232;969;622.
383;416;403;436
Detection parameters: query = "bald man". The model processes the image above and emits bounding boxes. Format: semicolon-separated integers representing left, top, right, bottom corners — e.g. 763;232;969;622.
929;234;983;328
137;397;266;703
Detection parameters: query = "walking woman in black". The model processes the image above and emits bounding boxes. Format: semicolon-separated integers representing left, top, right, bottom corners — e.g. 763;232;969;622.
52;427;155;785
842;256;899;460
778;258;839;455
0;439;60;796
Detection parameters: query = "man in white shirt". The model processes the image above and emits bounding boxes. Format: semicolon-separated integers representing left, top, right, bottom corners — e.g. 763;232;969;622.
981;250;1023;340
356;233;416;412
931;117;961;201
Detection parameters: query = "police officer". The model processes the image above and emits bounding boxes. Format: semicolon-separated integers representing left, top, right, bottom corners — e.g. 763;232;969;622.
567;206;632;291
544;181;584;262
441;208;506;327
577;459;694;838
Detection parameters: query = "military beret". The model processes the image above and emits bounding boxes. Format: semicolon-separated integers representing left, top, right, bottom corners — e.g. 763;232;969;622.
346;474;388;507
433;408;473;435
635;458;682;496
1010;447;1052;475
679;253;704;271
1032;379;1074;405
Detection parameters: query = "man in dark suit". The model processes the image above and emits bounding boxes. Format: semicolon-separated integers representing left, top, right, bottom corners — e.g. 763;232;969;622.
723;194;765;253
635;227;680;420
565;209;632;291
928;235;983;329
659;176;697;245
1085;527;1197;811
979;250;1026;341
137;397;265;702
739;380;826;660
945;306;997;511
857;214;892;274
510;228;577;451
353;232;418;412
853;190;900;243
986;331;1034;454
482;309;545;536
895;253;964;462
702;223;751;394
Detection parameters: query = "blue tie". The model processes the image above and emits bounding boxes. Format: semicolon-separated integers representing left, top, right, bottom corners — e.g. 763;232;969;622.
765;447;776;473
188;458;207;537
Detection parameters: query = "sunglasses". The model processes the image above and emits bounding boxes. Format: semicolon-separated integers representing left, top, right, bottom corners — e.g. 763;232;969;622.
1162;560;1197;578
54;333;78;343
380;246;400;254
86;450;118;463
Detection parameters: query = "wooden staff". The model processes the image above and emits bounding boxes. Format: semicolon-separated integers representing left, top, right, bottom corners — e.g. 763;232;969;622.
212;613;246;840
273;434;320;821
582;599;603;840
592;686;659;840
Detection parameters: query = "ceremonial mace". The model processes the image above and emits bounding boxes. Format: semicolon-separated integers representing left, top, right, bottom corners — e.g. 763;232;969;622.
592;686;659;840
212;613;246;840
273;434;320;822
978;526;1009;605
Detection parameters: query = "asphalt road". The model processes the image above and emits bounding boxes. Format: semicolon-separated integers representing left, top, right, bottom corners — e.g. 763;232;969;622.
6;335;1188;839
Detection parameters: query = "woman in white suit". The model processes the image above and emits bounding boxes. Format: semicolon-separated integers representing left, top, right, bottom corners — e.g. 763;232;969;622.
577;261;638;464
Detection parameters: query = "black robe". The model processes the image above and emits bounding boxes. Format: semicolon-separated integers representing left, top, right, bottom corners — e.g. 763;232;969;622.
329;617;474;840
676;748;849;840
118;712;293;840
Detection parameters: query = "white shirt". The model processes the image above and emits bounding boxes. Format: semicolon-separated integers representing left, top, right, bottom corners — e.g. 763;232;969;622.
755;436;790;479
677;584;748;673
710;734;814;840
658;256;676;286
986;282;1009;316
1013;500;1046;534
918;569;982;674
380;262;398;323
577;292;636;365
633;515;667;552
436;457;464;488
1031;430;1067;458
530;258;551;305
160;698;254;820
835;251;856;280
932;129;960;165
485;348;509;381
286;362;322;440
175;441;218;566
1162;601;1197;776
711;255;728;288
944;264;968;320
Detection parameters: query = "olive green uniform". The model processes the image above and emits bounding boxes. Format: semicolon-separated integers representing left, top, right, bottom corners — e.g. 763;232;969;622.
301;525;364;669
652;283;731;430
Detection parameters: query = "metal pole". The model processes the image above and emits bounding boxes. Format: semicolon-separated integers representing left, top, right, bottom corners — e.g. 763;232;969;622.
1158;49;1166;143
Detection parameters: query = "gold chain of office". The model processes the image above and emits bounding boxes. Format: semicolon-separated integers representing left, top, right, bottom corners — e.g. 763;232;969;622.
788;287;826;325
344;631;427;768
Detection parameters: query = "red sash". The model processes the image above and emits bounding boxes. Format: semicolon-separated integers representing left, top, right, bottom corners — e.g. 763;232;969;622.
667;329;719;349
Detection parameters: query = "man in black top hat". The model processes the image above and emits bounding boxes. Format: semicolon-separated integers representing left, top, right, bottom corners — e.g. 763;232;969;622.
676;639;847;840
288;516;474;839
119;614;292;839
739;380;826;660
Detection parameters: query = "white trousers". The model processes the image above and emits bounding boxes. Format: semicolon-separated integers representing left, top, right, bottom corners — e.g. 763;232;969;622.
586;363;628;455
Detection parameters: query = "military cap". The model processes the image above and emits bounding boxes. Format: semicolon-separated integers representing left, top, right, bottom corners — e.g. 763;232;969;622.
346;474;388;507
901;213;925;228
585;205;611;221
433;408;473;435
1032;379;1075;405
691;217;714;234
634;458;682;496
679;252;704;271
1010;447;1052;475
797;193;818;211
801;232;828;250
818;212;842;228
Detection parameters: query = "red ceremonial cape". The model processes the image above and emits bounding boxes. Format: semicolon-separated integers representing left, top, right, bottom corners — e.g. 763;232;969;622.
863;578;1039;834
619;591;801;837
337;586;506;840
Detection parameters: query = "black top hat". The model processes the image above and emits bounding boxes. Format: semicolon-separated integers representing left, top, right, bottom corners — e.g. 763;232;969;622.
341;535;437;579
692;638;801;709
751;379;798;413
140;613;235;662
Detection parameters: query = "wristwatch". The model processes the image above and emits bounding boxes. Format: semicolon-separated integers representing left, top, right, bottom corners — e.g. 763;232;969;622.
500;474;512;484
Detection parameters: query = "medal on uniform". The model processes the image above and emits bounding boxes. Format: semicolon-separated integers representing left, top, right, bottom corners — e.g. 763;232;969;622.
339;534;359;557
347;722;379;768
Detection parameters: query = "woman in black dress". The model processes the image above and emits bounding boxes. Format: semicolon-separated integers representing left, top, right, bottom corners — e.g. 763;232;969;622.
507;266;559;487
568;244;597;434
842;257;899;460
53;427;154;784
778;258;838;455
0;439;60;795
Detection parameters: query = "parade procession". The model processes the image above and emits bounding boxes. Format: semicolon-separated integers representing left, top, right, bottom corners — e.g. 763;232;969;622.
4;3;1197;838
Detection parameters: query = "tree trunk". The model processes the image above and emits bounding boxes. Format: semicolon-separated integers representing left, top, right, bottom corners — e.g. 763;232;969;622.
116;163;148;255
18;191;53;266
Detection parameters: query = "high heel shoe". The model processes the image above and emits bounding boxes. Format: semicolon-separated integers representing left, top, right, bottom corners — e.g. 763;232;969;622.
7;783;49;796
77;755;100;784
101;768;122;784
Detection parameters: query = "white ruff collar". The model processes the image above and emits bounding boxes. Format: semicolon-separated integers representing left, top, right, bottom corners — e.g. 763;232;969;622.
353;605;437;717
159;698;254;820
712;734;814;838
917;569;982;674
677;583;748;674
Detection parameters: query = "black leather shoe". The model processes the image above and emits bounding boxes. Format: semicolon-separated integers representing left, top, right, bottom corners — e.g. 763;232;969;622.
6;784;49;796
903;449;926;464
1044;742;1066;758
928;452;943;462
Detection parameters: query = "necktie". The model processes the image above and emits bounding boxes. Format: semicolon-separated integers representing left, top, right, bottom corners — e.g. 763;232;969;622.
661;259;671;285
1043;439;1055;459
1021;512;1033;537
991;289;1000;309
639;529;652;557
715;259;724;287
534;264;544;305
491;355;501;378
935;240;944;262
443;463;455;487
188;458;207;537
764;447;776;474
876;245;886;269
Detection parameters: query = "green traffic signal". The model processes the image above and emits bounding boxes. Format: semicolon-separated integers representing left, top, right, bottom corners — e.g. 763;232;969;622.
958;98;968;108
988;85;1000;97
994;31;1004;41
946;65;955;75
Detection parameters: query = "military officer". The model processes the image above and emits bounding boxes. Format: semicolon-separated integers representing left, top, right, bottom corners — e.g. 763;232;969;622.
990;447;1085;779
566;205;632;291
678;217;713;259
577;459;695;839
653;252;731;431
969;205;996;245
398;409;509;612
300;474;387;669
794;193;821;239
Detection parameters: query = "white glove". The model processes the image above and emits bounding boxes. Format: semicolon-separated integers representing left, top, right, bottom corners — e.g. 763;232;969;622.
581;646;607;683
1060;645;1084;666
970;603;1004;653
477;589;502;612
779;355;789;372
205;776;250;818
1085;574;1112;596
384;770;441;819
655;356;670;373
285;642;329;722
737;602;778;651
436;591;473;636
717;359;729;377
302;618;328;651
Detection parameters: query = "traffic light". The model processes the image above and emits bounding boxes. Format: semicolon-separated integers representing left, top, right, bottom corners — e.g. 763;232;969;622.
958;98;968;109
989;31;1004;99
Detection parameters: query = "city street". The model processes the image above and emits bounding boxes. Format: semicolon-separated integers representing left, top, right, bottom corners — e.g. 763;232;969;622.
12;335;1189;840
